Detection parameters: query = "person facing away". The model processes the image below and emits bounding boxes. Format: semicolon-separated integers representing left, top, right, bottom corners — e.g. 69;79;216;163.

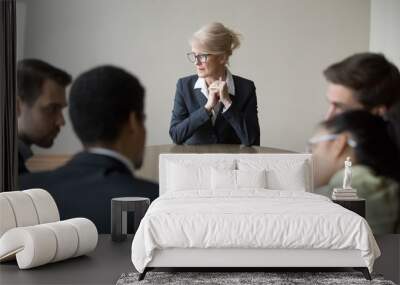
17;59;72;174
19;65;159;233
309;110;400;234
323;52;400;119
169;22;260;146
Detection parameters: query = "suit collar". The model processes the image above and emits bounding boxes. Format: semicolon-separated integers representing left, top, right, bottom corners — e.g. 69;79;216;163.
68;151;134;175
194;87;208;108
88;147;135;174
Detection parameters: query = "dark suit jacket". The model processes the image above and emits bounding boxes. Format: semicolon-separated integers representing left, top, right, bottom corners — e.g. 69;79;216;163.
18;150;30;175
169;74;260;146
18;140;32;175
19;152;159;233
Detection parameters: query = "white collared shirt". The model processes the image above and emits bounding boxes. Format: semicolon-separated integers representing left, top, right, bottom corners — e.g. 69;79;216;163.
88;147;135;175
194;69;235;125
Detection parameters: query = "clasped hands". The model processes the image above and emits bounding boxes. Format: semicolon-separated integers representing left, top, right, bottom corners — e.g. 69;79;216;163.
204;77;232;112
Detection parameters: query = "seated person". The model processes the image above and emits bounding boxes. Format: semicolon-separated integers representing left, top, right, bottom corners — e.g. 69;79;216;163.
169;22;260;146
310;110;400;234
19;65;159;233
17;59;72;174
323;52;400;119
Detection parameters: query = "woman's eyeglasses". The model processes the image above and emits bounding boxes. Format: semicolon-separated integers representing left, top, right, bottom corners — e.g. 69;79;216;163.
306;134;357;153
186;52;211;63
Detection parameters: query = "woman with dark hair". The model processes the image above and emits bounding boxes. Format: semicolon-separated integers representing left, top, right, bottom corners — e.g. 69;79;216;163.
309;110;400;234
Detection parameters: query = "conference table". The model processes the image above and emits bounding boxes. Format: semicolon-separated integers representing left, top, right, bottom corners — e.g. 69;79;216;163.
25;144;294;181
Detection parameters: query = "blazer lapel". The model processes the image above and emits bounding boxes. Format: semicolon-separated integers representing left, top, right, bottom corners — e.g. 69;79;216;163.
215;94;234;127
194;88;208;108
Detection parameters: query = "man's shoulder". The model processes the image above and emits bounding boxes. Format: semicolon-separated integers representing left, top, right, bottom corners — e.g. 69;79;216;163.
19;165;159;199
19;169;58;190
96;174;159;200
130;176;159;191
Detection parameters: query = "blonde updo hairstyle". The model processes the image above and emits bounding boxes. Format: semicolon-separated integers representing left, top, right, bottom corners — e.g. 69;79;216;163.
190;22;241;63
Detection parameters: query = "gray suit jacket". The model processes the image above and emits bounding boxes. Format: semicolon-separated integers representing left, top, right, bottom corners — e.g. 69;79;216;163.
169;74;260;146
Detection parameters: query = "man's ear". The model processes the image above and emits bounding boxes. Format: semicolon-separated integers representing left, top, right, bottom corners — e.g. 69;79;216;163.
332;133;348;158
371;105;387;116
128;112;141;133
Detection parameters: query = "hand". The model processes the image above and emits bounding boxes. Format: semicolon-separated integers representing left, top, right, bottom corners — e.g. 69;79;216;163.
218;80;231;107
209;77;231;107
204;87;219;112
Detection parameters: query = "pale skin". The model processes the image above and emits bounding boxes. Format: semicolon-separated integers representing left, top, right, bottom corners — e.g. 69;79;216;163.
17;79;67;148
191;44;232;112
325;83;387;119
310;127;356;188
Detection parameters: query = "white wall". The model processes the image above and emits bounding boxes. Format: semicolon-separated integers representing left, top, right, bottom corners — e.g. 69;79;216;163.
17;0;370;153
370;0;400;68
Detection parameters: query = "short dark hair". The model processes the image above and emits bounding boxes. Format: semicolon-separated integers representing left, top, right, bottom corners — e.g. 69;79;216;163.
69;65;145;145
322;110;400;184
17;59;72;105
324;53;400;110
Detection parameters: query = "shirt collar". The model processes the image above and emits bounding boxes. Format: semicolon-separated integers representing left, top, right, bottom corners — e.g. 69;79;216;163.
194;69;235;97
88;147;135;175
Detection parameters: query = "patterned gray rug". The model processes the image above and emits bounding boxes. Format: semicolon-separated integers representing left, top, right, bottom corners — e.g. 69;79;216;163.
116;272;395;285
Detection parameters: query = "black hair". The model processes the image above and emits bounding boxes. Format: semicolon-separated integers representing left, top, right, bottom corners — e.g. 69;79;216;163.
386;102;400;232
322;110;400;184
387;101;400;152
69;65;145;145
17;59;72;105
324;53;400;111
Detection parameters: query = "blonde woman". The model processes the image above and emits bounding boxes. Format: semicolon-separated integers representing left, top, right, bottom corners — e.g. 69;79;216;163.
169;23;260;146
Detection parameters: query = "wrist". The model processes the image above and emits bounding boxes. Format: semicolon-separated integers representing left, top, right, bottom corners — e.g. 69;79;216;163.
204;105;212;113
204;106;212;118
221;98;232;107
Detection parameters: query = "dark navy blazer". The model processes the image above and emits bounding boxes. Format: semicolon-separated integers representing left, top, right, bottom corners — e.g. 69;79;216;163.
169;74;260;146
19;152;159;233
18;150;30;175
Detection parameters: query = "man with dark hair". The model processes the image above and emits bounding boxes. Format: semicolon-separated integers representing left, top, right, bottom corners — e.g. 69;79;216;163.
19;65;158;233
17;59;72;174
323;52;400;119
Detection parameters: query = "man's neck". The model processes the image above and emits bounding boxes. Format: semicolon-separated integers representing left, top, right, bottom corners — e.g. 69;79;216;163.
84;142;132;166
86;145;135;175
18;138;33;161
84;142;121;154
18;133;32;147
